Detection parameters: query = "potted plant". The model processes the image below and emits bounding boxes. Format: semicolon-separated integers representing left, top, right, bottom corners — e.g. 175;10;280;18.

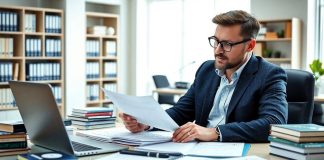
309;59;324;96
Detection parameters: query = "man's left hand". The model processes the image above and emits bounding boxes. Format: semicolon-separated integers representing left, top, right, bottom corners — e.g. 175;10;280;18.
172;122;219;143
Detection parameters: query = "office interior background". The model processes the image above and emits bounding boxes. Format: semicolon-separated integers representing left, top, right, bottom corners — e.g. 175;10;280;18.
0;0;323;122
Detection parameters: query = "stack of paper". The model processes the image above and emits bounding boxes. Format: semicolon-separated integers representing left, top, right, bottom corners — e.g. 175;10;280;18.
136;142;250;158
76;127;172;146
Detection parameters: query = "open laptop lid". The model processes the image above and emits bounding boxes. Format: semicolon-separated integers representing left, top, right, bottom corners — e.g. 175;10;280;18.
9;81;74;155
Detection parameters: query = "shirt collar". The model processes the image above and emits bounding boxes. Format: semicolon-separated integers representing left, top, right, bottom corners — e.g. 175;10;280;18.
215;52;252;80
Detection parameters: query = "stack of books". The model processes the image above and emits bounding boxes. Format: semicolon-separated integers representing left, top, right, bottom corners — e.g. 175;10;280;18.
269;124;324;160
68;107;116;130
0;121;29;156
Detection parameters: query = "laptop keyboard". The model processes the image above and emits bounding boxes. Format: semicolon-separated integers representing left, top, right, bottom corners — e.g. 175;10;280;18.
71;141;101;152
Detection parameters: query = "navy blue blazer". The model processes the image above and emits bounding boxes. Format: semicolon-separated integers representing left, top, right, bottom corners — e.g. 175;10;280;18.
166;55;288;142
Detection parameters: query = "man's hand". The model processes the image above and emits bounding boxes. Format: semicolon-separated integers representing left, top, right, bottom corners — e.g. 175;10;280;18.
119;112;149;133
172;122;218;143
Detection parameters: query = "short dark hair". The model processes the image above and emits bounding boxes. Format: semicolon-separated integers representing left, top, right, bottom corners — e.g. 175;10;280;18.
212;10;260;39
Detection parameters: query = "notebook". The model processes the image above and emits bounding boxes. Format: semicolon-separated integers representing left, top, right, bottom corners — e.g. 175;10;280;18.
76;127;172;146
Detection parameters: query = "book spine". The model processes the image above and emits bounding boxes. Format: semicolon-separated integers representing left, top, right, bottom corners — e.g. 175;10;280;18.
85;112;113;117
0;141;27;149
268;136;324;148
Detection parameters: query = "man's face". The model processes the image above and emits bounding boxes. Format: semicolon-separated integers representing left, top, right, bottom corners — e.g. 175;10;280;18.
213;25;250;71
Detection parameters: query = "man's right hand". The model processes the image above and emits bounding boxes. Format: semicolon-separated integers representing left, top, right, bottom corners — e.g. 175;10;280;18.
118;112;149;133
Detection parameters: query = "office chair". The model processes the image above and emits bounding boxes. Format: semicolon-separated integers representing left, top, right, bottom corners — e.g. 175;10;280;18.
285;69;315;124
313;103;324;125
152;75;176;105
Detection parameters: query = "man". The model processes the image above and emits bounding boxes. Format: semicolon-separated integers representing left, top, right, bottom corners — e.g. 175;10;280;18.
120;10;288;143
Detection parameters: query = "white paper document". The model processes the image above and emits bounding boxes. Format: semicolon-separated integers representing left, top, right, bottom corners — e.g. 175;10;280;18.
136;142;246;158
102;89;179;131
76;127;172;146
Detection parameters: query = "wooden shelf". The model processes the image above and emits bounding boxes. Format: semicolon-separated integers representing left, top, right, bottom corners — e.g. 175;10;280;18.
85;10;119;107
25;80;63;84
102;56;118;60
259;19;291;23
86;101;101;105
45;33;63;37
25;57;63;60
86;12;118;18
0;6;65;117
86;34;118;39
25;32;44;36
86;79;101;82
0;31;23;35
0;82;10;86
264;58;291;62
0;57;23;60
102;78;118;82
0;107;18;111
102;100;113;103
86;57;101;60
257;38;291;42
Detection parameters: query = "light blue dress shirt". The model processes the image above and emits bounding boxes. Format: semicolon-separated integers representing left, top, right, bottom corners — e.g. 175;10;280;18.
207;53;252;140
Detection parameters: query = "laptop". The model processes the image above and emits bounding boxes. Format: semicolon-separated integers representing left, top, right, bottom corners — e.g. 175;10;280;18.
9;81;127;156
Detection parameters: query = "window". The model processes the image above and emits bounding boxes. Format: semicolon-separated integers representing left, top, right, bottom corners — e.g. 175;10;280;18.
145;0;250;94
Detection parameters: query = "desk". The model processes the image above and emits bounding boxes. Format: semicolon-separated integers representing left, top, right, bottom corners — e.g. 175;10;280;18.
315;96;324;103
152;88;187;95
1;143;284;160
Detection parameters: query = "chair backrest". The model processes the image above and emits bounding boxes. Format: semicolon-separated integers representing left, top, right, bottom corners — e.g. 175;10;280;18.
152;75;175;105
285;69;315;124
152;75;170;88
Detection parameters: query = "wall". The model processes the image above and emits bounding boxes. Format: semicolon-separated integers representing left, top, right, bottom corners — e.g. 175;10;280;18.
250;0;308;69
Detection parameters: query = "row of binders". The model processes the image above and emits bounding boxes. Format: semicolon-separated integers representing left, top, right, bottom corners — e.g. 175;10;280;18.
86;84;100;101
104;62;117;78
0;62;18;82
68;107;116;130
103;83;117;100
0;88;16;109
45;38;61;57
86;40;100;57
0;11;19;32
51;86;62;104
0;38;14;57
24;13;36;32
25;38;41;57
45;14;61;33
105;41;117;56
25;38;62;57
269;124;324;160
86;62;100;79
86;40;117;57
25;62;61;81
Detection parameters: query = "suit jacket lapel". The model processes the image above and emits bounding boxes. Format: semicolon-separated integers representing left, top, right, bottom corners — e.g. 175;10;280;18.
226;56;259;122
199;73;220;126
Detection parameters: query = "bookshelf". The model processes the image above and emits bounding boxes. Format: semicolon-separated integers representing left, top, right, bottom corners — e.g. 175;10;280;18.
254;18;302;69
85;11;119;108
0;6;65;116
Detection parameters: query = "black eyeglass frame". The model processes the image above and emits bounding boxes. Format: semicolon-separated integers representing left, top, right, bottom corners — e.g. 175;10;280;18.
208;36;251;52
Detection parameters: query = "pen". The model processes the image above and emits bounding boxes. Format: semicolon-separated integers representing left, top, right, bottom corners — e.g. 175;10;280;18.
119;149;183;158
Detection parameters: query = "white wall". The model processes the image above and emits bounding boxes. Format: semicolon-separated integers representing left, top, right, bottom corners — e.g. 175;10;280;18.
64;0;86;115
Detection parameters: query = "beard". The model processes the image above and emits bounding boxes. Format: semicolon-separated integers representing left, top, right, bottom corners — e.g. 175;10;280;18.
214;53;243;71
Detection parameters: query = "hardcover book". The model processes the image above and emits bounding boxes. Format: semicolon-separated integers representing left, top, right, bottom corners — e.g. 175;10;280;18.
271;124;324;137
270;131;324;143
0;121;26;133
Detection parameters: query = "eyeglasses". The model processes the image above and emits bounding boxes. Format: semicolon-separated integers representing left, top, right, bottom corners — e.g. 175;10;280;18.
208;36;251;52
